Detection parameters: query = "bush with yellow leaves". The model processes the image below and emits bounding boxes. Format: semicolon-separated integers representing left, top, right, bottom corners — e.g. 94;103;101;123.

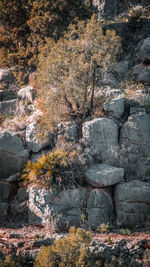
34;227;122;267
22;148;84;190
34;227;102;267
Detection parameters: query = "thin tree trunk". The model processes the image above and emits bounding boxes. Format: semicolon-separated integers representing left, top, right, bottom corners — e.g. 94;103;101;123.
64;94;75;116
90;60;96;111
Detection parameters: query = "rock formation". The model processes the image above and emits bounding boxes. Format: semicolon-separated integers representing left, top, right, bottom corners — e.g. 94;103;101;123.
0;21;150;231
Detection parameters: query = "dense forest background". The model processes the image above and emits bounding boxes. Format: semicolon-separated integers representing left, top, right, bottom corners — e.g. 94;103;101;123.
0;0;93;71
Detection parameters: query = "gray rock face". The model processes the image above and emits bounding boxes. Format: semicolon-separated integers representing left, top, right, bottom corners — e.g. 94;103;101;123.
115;181;150;227
0;90;17;102
9;186;29;220
0;132;28;179
28;187;87;227
87;189;113;229
82;118;118;163
0;181;13;218
0;99;19;115
115;60;129;80
6;172;20;182
0;68;15;88
26;122;50;153
119;109;150;181
85;164;124;187
138;37;150;61
18;85;34;102
58;121;78;143
100;73;118;88
104;97;125;119
17;187;28;203
104;0;117;18
133;64;150;84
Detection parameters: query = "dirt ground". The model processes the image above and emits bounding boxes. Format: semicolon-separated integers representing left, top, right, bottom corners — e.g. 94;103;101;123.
0;225;150;257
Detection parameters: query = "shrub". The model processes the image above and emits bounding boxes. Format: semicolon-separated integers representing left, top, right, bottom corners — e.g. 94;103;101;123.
22;148;84;190
34;227;121;267
100;223;110;233
120;228;131;236
37;14;121;137
34;227;97;267
0;255;26;267
107;236;112;245
97;223;110;233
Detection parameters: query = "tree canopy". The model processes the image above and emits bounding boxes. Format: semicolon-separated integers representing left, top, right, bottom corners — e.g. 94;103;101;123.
37;15;121;135
0;0;92;69
0;0;30;67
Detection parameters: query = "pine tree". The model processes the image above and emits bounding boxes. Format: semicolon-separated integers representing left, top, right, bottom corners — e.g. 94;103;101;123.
37;15;121;136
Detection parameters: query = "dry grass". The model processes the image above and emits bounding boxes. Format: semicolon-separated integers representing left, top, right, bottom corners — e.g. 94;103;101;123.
1;115;27;132
44;208;62;236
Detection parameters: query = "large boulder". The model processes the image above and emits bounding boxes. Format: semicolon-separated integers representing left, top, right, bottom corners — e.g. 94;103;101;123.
85;164;124;187
0;132;28;179
119;109;150;181
87;189;113;229
115;181;150;228
0;181;16;219
82;118;118;163
28;187;87;227
26;122;50;153
104;97;125;120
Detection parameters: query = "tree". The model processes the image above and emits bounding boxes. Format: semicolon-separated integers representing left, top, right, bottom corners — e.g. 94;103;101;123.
37;15;121;136
0;0;92;70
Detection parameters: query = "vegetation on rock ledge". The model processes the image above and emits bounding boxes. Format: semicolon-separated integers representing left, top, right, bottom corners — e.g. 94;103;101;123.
23;148;85;190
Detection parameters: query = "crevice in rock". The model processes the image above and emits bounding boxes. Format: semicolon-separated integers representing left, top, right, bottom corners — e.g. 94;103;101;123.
106;185;117;228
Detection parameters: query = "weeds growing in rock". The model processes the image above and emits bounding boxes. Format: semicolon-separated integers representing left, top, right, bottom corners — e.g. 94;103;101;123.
120;228;131;236
44;207;62;236
107;236;112;245
97;223;110;233
22;148;84;190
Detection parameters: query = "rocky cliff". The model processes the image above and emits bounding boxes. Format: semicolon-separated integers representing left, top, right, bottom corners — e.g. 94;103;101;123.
0;19;150;232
